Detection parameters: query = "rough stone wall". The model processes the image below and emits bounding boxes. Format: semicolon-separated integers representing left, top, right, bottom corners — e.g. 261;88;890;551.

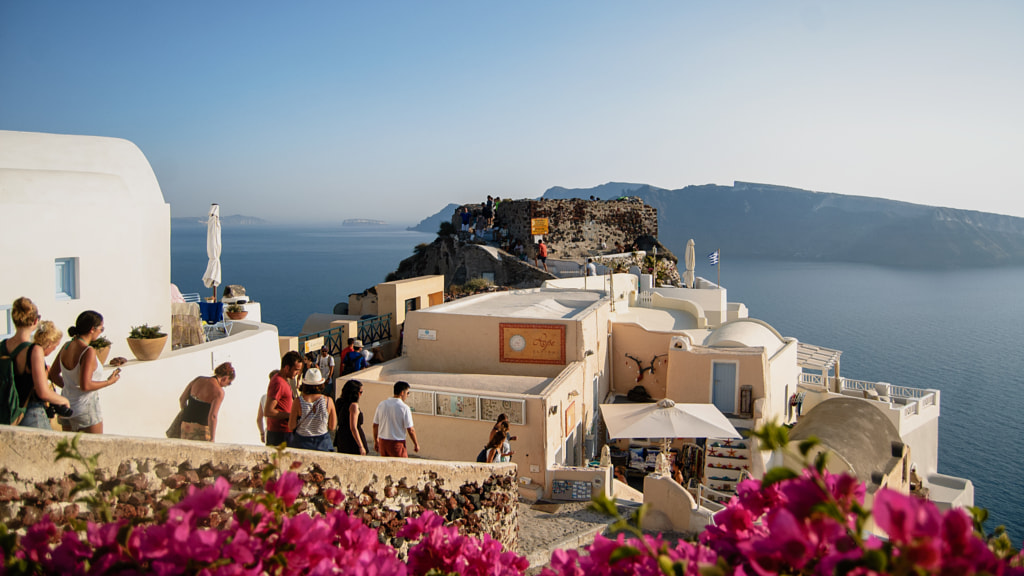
466;199;659;260
389;237;555;291
0;427;518;554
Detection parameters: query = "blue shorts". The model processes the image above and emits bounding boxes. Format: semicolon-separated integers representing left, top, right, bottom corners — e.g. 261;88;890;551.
266;430;291;447
289;432;333;452
20;403;52;430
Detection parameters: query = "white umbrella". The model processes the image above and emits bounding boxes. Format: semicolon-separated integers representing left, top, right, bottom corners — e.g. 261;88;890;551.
600;399;741;440
683;238;695;289
201;204;222;301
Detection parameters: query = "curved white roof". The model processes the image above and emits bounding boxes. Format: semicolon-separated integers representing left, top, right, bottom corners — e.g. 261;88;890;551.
704;318;786;354
0;130;164;205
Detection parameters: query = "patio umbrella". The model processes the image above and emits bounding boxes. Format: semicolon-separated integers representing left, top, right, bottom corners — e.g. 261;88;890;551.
201;203;222;301
683;238;695;288
600;399;741;440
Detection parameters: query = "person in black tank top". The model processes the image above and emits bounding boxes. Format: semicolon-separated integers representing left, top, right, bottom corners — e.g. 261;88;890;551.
177;362;235;441
335;379;368;455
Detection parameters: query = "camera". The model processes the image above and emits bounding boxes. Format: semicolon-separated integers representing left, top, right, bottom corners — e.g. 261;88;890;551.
45;404;74;418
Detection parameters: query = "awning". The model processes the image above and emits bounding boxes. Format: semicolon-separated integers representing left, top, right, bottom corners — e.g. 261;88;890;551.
600;399;741;440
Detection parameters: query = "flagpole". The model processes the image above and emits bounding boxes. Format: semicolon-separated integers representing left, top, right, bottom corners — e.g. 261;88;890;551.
717;249;721;288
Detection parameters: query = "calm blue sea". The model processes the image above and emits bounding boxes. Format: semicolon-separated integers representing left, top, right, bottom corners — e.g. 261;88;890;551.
171;224;1024;540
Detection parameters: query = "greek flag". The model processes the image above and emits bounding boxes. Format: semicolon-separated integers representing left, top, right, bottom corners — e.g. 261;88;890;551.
708;250;720;266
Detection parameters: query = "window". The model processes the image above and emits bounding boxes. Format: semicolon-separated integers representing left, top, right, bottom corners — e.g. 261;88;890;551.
404;297;418;313
55;257;79;300
0;304;12;339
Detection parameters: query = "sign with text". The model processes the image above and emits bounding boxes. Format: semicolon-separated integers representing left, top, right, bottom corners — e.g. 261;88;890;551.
499;323;566;365
530;218;549;235
303;337;324;353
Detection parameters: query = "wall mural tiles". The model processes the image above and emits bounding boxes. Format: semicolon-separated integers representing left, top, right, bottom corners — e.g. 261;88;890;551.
479;397;526;425
499;323;566;365
435;393;479;420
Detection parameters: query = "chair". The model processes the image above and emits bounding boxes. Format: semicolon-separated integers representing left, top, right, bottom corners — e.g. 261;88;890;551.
181;293;201;303
198;301;224;323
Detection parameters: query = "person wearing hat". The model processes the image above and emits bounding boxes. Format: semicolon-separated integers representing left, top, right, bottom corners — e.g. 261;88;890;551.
342;339;369;376
287;366;337;452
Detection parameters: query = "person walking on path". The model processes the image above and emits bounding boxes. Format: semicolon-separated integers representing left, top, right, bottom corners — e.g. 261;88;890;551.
50;310;120;434
342;340;369;375
586;258;597;276
535;240;549;272
3;298;71;428
317;347;335;396
177;362;235;441
335;379;368;455
288;367;337;452
265;351;303;446
373;381;419;457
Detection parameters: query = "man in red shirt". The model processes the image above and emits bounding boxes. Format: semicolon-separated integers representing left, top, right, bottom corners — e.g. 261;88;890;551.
535;240;549;272
265;350;304;446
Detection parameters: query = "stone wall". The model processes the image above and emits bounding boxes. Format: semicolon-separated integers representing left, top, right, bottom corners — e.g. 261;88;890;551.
0;427;518;553
389;237;555;290
453;199;659;261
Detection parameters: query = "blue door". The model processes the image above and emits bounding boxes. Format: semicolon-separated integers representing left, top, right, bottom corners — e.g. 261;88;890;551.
712;363;737;415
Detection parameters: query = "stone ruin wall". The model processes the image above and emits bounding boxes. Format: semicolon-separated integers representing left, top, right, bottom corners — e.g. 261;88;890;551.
0;427;518;554
453;199;659;261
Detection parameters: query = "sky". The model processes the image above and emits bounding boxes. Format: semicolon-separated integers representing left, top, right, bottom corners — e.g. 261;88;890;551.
2;1;1023;224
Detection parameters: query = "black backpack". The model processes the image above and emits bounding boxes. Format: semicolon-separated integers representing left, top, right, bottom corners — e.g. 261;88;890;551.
0;339;33;426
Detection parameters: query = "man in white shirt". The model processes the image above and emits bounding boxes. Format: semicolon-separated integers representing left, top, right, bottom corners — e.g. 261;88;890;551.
586;258;597;276
317;348;335;386
373;381;420;457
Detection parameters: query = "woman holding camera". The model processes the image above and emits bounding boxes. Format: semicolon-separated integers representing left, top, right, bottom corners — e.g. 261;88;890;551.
2;297;71;429
49;310;121;434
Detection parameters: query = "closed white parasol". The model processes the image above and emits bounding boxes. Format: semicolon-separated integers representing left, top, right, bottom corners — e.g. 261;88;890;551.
201;203;222;300
683;238;695;288
600;399;741;440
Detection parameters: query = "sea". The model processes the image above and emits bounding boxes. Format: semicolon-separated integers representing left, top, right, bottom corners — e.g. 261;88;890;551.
171;223;1024;540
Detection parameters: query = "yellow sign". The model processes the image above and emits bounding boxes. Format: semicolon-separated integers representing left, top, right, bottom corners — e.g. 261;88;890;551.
531;218;549;235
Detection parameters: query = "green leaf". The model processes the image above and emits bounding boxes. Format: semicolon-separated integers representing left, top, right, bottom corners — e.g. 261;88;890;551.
589;492;620;518
862;548;888;571
798;437;819;457
813;450;829;474
761;467;799;487
609;545;642;563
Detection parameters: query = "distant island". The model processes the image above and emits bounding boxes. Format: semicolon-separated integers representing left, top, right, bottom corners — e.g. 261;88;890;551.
171;214;269;226
411;182;1024;269
343;218;387;226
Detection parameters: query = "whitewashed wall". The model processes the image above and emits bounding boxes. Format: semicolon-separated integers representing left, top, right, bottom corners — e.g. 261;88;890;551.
0;130;170;353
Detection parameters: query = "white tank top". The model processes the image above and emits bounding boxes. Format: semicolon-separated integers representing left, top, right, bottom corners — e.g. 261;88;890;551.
61;345;103;404
295;396;329;436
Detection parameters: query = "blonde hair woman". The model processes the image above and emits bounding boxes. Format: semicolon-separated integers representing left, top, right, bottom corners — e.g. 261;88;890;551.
49;310;121;433
1;298;71;428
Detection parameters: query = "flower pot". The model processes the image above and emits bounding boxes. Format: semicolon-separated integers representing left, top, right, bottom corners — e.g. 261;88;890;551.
94;346;112;366
127;336;167;361
226;311;248;320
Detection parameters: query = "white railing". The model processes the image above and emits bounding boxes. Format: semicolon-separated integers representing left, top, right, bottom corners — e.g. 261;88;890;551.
636;290;653;308
799;373;824;387
921;393;936;408
840;378;876;393
902;401;919;417
696;484;729;512
889;385;931;399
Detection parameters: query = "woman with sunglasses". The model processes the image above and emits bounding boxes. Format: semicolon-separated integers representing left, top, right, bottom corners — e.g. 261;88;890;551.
49;310;120;434
335;379;368;455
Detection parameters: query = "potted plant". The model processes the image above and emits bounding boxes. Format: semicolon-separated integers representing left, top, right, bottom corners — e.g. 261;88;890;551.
226;303;248;320
126;324;168;361
89;336;112;365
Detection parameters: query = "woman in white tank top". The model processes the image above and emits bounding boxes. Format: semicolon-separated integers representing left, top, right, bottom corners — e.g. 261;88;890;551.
48;311;121;433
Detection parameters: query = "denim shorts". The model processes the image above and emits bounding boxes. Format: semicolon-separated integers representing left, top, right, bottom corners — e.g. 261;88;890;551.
20;403;52;430
289;432;334;452
59;393;102;431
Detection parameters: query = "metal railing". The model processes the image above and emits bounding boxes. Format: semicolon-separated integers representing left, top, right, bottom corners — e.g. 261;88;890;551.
696;484;730;512
358;313;392;345
296;312;393;356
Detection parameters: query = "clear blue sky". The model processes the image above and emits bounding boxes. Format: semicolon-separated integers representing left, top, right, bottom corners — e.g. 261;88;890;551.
2;1;1022;224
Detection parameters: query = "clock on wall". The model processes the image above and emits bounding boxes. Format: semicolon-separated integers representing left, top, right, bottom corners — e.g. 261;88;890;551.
509;334;526;351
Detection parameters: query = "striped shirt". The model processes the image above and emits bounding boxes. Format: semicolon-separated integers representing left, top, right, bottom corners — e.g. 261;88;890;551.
295;396;329;437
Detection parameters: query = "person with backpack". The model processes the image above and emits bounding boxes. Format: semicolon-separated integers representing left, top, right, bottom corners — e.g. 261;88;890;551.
48;310;121;433
341;340;369;375
1;297;71;428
